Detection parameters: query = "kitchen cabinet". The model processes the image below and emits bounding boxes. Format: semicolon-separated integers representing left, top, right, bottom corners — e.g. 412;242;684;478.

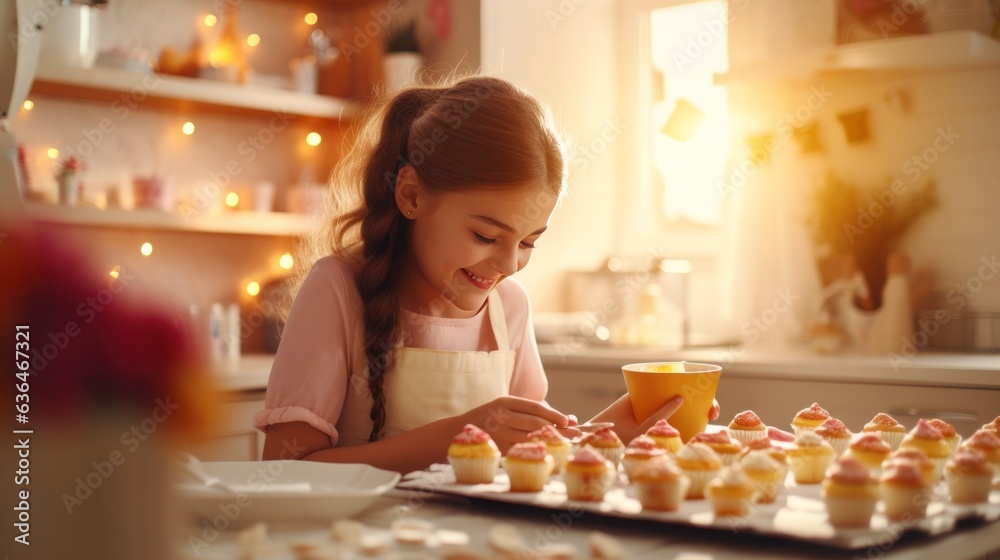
183;390;266;462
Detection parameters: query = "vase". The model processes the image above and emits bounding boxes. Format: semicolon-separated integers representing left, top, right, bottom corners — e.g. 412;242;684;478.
58;175;79;205
382;52;423;92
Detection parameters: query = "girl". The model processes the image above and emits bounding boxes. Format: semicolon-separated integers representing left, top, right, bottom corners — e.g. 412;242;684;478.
255;76;717;473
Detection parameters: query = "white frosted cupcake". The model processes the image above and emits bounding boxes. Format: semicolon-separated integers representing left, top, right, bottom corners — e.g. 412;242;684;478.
945;450;994;504
822;456;878;529
621;435;667;482
739;437;789;482
706;465;756;517
564;445;615;502
880;461;931;521
791;403;830;437
862;413;907;451
504;442;554;493
447;424;501;484
528;425;572;474
728;410;767;447
674;443;722;499
788;432;837;484
815;418;852;457
631;455;690;512
739;450;784;503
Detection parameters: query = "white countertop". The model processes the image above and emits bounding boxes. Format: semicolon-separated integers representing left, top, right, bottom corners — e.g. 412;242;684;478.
539;343;1000;390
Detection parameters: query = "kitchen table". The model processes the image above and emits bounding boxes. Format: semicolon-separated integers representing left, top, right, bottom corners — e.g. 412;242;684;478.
177;486;1000;559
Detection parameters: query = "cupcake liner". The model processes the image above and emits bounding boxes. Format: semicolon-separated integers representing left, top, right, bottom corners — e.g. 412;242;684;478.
825;495;877;529
707;494;753;517
878;430;906;452
597;446;624;469
928;457;948;483
746;471;784;503
547;445;570;474
622;456;653;482
790;454;836;485
681;468;720;500
730;427;767;448
792;424;820;438
880;485;930;521
946;471;992;504
505;458;554;493
946;434;963;456
823;437;851;457
449;455;499;485
633;478;690;512
564;468;615;501
717;451;741;467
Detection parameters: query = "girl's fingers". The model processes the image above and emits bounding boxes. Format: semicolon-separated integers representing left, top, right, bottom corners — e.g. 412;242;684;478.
555;426;583;440
500;410;566;434
708;399;721;421
637;395;684;434
502;396;571;428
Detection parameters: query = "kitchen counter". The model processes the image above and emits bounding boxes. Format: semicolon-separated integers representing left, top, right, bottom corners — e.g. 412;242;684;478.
538;343;1000;389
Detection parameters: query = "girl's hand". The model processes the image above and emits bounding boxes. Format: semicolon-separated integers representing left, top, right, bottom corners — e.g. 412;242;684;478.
459;396;582;453
588;395;722;444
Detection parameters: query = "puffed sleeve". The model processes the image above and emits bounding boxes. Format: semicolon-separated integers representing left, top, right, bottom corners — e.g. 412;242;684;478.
252;257;359;445
501;278;549;403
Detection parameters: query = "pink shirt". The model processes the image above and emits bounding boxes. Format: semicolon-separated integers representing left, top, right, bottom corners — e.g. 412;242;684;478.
253;255;548;446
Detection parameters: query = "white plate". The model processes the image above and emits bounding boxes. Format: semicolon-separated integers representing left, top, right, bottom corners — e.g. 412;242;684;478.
177;461;400;525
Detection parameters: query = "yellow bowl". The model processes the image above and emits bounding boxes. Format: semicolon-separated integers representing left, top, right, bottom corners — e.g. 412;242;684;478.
621;362;722;442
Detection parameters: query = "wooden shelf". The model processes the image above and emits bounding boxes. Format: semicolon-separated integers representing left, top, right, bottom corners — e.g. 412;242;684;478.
26;202;317;237
717;31;1000;85
31;62;361;120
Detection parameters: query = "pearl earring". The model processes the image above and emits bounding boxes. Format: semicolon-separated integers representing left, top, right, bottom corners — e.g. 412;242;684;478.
406;210;412;216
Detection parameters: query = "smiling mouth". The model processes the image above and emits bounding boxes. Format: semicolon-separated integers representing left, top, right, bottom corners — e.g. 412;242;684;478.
462;269;496;289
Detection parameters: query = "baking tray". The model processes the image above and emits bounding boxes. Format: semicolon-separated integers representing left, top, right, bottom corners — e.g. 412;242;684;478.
398;464;1000;550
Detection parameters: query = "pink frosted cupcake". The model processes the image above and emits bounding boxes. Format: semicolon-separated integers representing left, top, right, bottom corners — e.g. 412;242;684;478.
959;429;1000;482
926;418;962;455
899;419;951;481
980;416;1000;435
645;419;683;453
945;450;994;504
846;433;893;479
728;411;767;447
528;425;572;474
880;461;931;521
447;424;501;484
791;403;830;436
621;435;667;482
888;448;936;486
564;445;615;502
822;456;878;529
504;442;554;492
862;413;907;451
689;430;742;466
575;428;625;468
631;455;690;512
815;418;852;457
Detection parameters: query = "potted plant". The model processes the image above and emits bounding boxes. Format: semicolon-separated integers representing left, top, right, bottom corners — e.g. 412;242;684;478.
382;19;423;91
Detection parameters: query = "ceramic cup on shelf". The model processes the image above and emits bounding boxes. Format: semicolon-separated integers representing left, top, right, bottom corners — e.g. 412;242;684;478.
40;4;100;68
133;175;176;211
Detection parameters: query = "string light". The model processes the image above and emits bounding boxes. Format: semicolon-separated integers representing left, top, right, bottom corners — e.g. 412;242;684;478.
279;252;294;270
304;12;318;25
225;192;240;207
204;14;217;27
47;148;59;159
246;281;260;297
140;242;153;256
22;100;33;111
306;132;321;146
182;121;195;135
247;34;260;47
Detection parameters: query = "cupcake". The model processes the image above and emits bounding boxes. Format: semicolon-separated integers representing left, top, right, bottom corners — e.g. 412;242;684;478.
689;430;742;466
945;450;994;504
621;435;667;482
880;461;931;521
575;428;625;468
846;433;893;479
504;442;554;492
959;429;1000;479
767;426;796;443
739;437;789;481
862;413;907;451
728;411;767;447
740;450;784;503
675;443;722;499
898;419;951;481
448;424;501;484
926;418;962;455
888;448;936;486
630;456;690;512
822;456;878;529
706;465;756;517
564;445;615;502
787;432;836;484
645;419;683;453
791;403;830;436
815;418;852;457
528;425;572;474
980;416;1000;435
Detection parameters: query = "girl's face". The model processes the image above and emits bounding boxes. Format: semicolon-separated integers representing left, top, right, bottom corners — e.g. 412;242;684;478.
400;182;558;318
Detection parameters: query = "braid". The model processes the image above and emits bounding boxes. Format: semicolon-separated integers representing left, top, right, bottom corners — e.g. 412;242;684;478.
357;87;441;442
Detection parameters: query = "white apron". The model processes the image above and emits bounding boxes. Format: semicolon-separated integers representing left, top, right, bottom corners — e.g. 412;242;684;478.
335;291;515;447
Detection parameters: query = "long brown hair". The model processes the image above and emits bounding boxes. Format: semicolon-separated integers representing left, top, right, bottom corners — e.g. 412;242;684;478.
291;76;566;442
